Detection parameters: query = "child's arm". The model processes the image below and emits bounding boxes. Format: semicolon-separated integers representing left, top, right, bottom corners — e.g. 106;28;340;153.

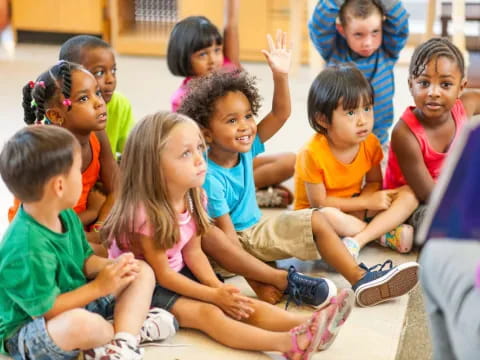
361;164;383;195
141;234;253;320
78;190;106;226
44;254;139;320
380;0;410;59
213;213;239;245
96;130;119;222
256;30;292;143
391;119;434;202
460;90;480;118
223;0;240;68
308;0;343;61
305;181;393;213
182;233;224;287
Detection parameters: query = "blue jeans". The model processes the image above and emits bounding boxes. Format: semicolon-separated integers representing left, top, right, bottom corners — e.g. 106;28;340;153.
5;295;115;360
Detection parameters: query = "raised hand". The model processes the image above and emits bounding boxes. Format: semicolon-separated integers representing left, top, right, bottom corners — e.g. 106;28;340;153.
261;29;292;75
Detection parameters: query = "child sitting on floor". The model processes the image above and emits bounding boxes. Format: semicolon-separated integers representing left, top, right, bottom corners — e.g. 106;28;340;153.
294;64;418;257
0;126;174;360
179;32;419;307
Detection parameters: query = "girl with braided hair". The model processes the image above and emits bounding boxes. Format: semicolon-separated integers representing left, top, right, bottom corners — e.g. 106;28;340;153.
384;37;480;230
10;60;118;256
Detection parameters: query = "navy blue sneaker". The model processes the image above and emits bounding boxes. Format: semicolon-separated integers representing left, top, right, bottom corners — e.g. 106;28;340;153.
284;266;337;309
352;260;419;307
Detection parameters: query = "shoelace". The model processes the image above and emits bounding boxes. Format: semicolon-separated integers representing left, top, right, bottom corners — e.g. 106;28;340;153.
285;268;319;309
362;259;393;273
105;340;142;358
141;318;164;341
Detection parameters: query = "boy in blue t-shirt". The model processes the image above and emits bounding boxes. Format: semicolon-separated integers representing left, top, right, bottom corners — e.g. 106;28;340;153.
0;126;175;359
179;31;420;308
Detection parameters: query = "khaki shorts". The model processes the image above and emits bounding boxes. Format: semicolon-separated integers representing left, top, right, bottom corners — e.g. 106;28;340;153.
237;209;321;262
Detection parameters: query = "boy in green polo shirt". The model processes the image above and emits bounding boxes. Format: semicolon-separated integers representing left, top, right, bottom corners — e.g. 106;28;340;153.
0;126;176;359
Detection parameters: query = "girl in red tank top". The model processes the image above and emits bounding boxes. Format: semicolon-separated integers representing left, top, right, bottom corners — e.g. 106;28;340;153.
12;61;118;254
385;38;480;228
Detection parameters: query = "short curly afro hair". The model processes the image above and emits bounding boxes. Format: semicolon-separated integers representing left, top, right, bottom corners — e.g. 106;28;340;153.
178;69;262;129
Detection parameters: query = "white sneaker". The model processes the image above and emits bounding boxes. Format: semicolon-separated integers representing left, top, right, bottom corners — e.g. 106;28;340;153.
139;307;178;343
84;338;144;360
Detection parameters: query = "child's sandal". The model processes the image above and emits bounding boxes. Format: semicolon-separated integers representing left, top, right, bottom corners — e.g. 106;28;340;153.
317;288;355;351
283;311;326;360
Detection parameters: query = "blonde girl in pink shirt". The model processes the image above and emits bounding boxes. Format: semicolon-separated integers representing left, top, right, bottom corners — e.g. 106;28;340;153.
102;111;354;359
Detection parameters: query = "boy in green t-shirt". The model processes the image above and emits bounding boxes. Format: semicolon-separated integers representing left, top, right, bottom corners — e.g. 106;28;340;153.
0;126;176;359
59;35;135;158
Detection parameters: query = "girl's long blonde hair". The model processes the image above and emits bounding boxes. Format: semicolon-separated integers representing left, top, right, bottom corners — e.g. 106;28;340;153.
102;111;210;251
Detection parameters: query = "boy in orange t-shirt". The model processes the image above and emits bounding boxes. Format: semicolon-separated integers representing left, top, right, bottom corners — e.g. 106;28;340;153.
294;65;418;257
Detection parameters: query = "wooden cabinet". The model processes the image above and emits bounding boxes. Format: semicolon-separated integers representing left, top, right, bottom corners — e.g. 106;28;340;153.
11;0;108;40
109;0;310;63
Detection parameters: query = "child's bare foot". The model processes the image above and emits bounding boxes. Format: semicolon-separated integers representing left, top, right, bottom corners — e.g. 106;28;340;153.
247;279;283;304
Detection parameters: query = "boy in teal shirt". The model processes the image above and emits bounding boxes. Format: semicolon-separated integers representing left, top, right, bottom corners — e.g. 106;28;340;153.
0;126;175;359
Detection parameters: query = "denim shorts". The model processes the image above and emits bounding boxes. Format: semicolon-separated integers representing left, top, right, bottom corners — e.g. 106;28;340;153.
5;296;115;360
151;267;224;311
151;267;198;310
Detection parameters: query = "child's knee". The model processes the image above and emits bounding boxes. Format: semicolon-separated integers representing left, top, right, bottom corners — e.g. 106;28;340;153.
311;209;331;233
280;152;296;176
174;301;223;326
136;260;156;285
397;187;419;209
53;308;113;339
198;302;224;319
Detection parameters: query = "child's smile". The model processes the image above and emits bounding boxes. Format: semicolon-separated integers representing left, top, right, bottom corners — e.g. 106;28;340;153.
205;91;257;166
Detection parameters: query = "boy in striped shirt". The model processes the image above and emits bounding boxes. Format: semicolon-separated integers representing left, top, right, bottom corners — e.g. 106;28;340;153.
309;0;409;146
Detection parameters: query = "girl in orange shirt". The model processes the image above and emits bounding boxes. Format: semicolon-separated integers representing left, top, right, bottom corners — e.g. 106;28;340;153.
12;60;118;255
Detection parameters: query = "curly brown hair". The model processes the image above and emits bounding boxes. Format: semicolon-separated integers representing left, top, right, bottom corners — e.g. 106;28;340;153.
178;69;262;129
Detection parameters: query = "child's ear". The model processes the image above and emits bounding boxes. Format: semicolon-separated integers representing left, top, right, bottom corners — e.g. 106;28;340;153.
315;113;330;131
50;175;65;198
459;78;467;97
46;108;65;126
201;127;213;144
336;23;346;37
408;78;413;95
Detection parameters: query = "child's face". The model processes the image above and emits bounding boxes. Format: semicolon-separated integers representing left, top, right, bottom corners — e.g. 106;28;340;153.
55;69;107;134
323;99;374;145
161;122;207;195
59;147;83;208
204;91;257;155
338;13;383;58
80;47;117;103
409;56;466;120
190;43;224;77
